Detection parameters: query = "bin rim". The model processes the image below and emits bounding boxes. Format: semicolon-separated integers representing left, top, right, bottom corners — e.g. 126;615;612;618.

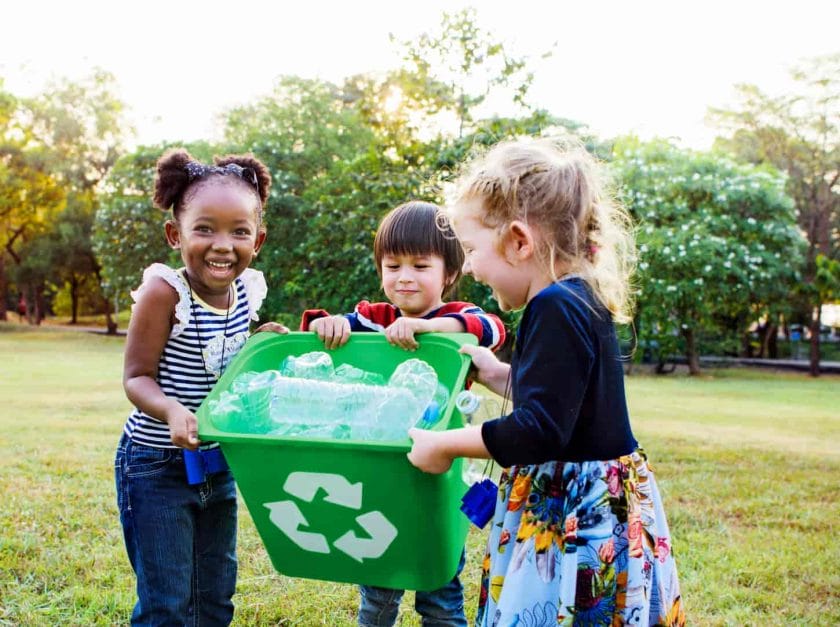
196;331;477;451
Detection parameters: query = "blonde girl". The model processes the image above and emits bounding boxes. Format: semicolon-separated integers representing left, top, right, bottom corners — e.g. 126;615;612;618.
408;139;684;626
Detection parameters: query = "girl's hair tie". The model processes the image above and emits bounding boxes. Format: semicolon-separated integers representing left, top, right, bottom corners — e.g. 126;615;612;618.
184;161;260;197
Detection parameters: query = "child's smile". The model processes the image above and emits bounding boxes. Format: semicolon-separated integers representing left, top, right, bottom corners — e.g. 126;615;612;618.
166;182;264;307
381;253;448;317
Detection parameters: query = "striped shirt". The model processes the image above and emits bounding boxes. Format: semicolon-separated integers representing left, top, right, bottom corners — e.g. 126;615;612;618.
124;267;256;449
300;300;506;350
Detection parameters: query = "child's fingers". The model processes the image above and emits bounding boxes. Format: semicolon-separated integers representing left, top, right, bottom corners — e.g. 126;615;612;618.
328;322;345;350
337;325;350;347
255;322;289;334
459;344;481;357
324;324;338;349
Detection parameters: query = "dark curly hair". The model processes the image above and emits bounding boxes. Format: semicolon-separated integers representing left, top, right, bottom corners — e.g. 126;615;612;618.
153;148;271;223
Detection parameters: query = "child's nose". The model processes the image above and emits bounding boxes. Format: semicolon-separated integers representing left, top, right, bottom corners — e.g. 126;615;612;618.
462;259;472;275
212;235;233;251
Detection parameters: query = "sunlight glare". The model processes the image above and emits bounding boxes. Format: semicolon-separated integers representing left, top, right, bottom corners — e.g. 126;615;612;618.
383;86;404;114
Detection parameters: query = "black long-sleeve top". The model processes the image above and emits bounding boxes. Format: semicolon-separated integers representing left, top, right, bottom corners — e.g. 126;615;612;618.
481;278;638;466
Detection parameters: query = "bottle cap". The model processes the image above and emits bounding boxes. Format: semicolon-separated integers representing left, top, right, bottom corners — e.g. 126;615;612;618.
455;390;481;418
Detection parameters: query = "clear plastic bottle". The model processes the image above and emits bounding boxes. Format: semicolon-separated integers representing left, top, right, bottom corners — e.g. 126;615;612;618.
280;351;335;380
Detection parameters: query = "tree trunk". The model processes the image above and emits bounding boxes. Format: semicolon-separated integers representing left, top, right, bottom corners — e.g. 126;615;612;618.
0;254;7;321
741;332;753;358
26;283;36;325
35;283;46;325
70;276;79;324
809;304;821;377
94;267;118;335
682;327;701;375
761;321;779;359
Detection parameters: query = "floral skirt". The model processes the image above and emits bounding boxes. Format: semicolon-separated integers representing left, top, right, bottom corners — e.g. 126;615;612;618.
476;450;684;627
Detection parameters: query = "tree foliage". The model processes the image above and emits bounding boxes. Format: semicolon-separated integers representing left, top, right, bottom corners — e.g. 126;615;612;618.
612;138;805;373
708;52;840;374
1;71;129;325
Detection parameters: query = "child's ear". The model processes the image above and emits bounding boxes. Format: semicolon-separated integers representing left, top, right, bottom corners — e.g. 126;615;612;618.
164;220;181;249
505;220;535;262
253;229;267;256
443;271;459;295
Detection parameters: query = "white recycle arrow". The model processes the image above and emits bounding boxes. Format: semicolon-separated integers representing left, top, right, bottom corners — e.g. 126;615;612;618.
334;511;398;563
264;501;329;554
283;472;363;509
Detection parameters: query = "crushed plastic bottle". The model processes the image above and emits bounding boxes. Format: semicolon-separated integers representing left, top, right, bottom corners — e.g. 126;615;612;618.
207;391;245;431
335;363;386;386
280;351;335;380
208;352;448;441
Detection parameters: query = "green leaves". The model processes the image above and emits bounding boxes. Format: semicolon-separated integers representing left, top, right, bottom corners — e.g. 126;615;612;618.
612;138;805;366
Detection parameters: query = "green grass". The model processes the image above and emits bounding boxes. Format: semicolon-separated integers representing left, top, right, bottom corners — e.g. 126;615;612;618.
1;324;838;625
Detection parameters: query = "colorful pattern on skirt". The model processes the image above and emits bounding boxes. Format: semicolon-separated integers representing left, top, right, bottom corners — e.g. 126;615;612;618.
476;450;684;626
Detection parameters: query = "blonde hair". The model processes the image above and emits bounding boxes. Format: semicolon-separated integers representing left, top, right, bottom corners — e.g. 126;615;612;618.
452;138;636;323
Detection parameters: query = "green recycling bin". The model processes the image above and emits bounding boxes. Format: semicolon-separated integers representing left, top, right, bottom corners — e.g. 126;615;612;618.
196;331;476;591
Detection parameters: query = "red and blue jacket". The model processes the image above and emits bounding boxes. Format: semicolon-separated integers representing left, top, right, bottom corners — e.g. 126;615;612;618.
300;300;506;350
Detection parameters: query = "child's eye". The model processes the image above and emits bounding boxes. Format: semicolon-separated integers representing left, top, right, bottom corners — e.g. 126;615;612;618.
415;264;429;269
195;225;212;233
234;228;251;236
385;265;400;270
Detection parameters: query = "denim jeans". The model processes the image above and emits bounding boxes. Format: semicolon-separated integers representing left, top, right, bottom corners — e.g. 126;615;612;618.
357;549;467;626
115;433;237;626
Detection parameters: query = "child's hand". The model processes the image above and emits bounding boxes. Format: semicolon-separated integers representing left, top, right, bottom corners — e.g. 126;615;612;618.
459;344;511;395
254;322;290;334
165;401;200;450
407;428;453;474
310;315;351;349
385;317;427;351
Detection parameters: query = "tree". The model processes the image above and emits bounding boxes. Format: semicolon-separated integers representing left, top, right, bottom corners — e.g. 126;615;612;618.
0;143;66;321
48;203;101;323
392;7;541;138
708;53;840;375
291;150;436;318
223;77;379;319
22;70;130;328
612;138;805;374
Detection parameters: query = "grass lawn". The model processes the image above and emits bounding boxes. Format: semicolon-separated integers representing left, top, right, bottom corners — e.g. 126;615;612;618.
1;324;838;625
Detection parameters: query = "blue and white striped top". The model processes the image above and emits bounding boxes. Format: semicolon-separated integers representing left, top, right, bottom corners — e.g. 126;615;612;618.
123;264;267;449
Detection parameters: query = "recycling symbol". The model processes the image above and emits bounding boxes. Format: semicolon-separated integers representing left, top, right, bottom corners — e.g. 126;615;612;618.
264;472;398;563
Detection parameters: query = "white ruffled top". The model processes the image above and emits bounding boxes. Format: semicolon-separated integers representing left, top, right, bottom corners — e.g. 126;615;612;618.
130;263;267;338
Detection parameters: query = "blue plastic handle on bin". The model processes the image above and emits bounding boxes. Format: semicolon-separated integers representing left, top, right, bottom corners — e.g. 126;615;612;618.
184;448;229;485
460;478;497;528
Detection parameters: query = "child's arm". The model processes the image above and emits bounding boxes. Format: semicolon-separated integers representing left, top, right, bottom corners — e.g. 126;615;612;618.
123;277;199;450
407;425;490;473
439;304;506;351
383;303;506;352
384;317;463;350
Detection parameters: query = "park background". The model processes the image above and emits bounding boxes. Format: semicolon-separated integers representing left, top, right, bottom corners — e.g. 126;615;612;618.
1;1;839;624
